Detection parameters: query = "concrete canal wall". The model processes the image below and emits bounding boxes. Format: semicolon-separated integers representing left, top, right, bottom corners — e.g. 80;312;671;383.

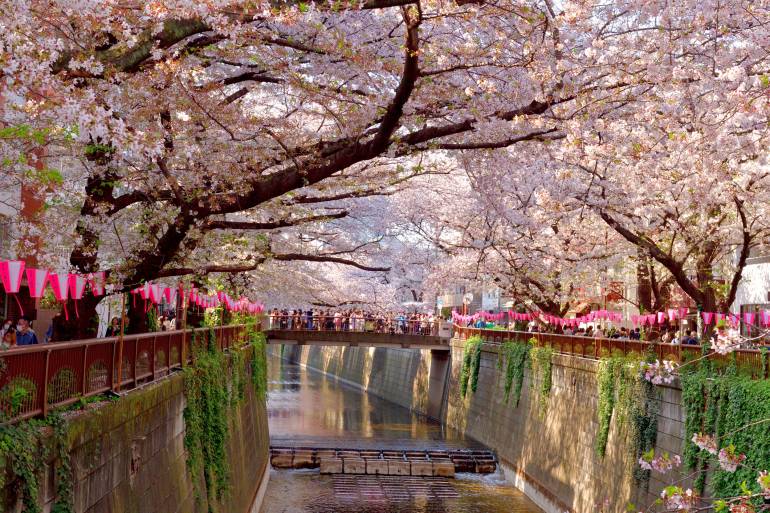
275;344;450;420
272;340;686;513
2;348;270;513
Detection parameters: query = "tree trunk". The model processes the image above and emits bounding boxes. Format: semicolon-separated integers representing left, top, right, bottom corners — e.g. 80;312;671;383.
637;252;653;313
126;296;150;334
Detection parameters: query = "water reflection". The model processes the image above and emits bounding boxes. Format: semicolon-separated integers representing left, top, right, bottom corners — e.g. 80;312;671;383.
263;470;544;513
267;359;465;446
263;353;543;513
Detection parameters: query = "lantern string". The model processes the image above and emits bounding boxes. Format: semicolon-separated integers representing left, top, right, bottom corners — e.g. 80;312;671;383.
13;294;24;317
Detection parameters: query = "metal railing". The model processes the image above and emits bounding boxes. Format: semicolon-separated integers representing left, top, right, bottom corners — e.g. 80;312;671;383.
453;325;769;380
0;324;249;424
266;315;441;337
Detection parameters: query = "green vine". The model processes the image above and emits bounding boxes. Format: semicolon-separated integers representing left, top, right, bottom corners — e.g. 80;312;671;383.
499;341;530;407
182;326;261;511
595;357;619;457
681;368;708;470
710;376;770;507
630;379;658;486
460;336;482;398
0;411;73;513
184;331;229;508
529;340;553;415
594;353;657;474
229;349;246;407
49;413;73;513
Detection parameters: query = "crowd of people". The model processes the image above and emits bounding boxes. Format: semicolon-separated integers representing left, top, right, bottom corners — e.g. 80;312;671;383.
0;310;180;349
0;316;39;348
463;316;710;345
267;309;440;336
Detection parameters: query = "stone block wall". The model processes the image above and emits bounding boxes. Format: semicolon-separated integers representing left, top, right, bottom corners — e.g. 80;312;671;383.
3;347;270;513
444;338;686;513
275;344;443;418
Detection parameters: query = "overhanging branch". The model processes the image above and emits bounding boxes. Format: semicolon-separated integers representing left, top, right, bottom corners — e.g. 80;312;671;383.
204;211;348;230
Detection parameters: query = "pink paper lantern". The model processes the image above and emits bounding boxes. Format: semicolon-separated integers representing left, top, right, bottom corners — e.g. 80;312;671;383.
149;284;162;304
88;271;106;296
25;268;49;298
0;260;25;294
68;274;87;300
48;272;70;301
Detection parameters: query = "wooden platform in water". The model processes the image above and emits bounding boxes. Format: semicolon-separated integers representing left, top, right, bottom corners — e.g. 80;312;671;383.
269;446;497;477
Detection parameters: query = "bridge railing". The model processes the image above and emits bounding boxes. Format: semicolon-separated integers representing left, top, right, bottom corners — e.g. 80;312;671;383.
0;324;249;424
453;325;769;379
266;315;441;337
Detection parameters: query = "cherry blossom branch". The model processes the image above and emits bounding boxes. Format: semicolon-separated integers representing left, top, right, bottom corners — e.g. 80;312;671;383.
156;252;390;277
204;211;349;230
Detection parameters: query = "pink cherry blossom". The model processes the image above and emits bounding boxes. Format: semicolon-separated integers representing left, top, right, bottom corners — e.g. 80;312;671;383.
691;433;718;455
638;450;681;474
640;360;678;385
728;502;755;513
713;329;742;355
660;487;698;512
718;445;747;473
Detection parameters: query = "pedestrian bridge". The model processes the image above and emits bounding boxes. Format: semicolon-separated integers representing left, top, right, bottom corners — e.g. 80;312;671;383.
265;326;451;351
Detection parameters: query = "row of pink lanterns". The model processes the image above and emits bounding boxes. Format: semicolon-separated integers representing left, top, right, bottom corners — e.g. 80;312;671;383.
0;260;105;318
0;260;264;318
130;284;264;314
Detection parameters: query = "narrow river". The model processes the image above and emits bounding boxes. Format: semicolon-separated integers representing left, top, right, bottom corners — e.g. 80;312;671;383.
261;354;543;513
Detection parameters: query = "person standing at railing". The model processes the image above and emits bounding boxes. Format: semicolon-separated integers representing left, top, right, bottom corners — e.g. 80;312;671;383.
1;326;16;348
681;330;698;345
0;318;12;340
105;317;121;337
15;316;38;346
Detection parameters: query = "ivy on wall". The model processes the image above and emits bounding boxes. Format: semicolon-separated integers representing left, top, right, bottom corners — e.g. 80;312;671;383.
498;340;530;407
595;357;619;457
681;367;709;493
183;325;267;512
630;378;658;486
682;356;770;505
460;336;482;398
529;340;553;415
594;352;659;483
712;377;770;505
0;411;73;513
184;330;230;508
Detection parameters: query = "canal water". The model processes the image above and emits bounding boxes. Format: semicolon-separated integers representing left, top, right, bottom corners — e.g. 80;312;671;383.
261;354;543;513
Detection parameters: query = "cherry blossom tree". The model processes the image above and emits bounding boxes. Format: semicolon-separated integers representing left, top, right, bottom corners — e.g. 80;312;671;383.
445;0;770;318
1;0;563;332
